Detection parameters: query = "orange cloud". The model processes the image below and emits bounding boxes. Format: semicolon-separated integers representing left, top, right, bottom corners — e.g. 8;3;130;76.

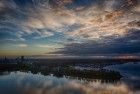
54;0;73;6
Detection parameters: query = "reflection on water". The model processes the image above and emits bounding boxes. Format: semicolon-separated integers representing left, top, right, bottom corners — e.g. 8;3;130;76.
0;71;139;94
104;62;140;89
0;61;140;94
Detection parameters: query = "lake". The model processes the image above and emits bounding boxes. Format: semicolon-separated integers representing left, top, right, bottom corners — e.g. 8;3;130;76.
0;61;140;94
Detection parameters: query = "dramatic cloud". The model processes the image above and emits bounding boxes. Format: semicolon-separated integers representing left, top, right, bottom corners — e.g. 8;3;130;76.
0;0;140;56
53;29;140;55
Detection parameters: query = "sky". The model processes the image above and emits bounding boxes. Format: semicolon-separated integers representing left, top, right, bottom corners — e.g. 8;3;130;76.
0;0;140;57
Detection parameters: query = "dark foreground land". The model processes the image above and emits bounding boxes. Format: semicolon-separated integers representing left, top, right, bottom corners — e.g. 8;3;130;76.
0;58;140;83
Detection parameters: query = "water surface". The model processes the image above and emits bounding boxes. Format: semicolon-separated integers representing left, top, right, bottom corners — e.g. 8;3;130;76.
0;62;140;94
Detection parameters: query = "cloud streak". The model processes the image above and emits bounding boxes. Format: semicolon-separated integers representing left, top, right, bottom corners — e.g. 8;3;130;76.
17;44;28;47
